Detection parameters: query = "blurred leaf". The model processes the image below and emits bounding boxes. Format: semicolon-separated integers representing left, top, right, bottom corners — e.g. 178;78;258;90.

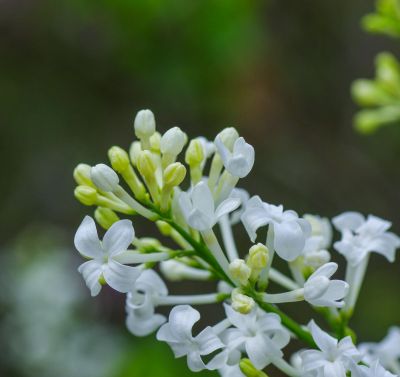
362;0;400;38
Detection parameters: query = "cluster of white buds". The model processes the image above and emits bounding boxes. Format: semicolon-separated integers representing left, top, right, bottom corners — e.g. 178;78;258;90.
73;109;400;377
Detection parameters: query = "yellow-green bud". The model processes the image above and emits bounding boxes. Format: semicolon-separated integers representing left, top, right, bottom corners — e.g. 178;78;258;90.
185;139;204;166
156;220;173;236
134;237;162;252
216;127;239;150
108;146;130;173
164;162;186;188
247;243;269;270
94;207;120;229
129;141;142;166
134;109;156;140
91;164;119;192
137;150;158;178
351;79;393;106
231;289;255;314
376;52;400;91
73;163;93;186
150;132;162;153
229;259;251;285
74;185;98;206
240;359;268;377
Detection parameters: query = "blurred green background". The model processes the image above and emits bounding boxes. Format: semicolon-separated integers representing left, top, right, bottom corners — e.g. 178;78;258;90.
1;0;400;376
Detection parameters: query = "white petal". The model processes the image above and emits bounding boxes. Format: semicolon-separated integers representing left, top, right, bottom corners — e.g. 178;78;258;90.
369;234;399;262
188;208;214;230
309;262;338;279
187;352;206;372
77;260;103;296
309;320;337;354
215;197;241;220
192;182;215;217
74;216;103;259
168;305;200;341
102;219;135;256
245;334;278;369
332;212;365;232
196;327;224;355
215;135;232;166
178;191;193;220
103;258;142;293
273;220;306;261
126;312;166;337
229;137;255;178
241;197;270;242
135;269;168;296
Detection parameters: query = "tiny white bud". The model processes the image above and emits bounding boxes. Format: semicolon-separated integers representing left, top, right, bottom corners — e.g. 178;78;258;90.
161;127;187;156
247;243;269;270
134;109;156;140
303;249;331;268
73;163;93;186
90;164;119;192
94;207;120;229
185;139;204;166
163;162;186;188
229;259;251;285
216;127;239;150
231;288;255;314
108;146;130;173
74;185;98;205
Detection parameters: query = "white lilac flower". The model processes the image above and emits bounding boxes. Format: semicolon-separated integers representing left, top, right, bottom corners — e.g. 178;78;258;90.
215;135;255;178
160;127;187;157
300;320;361;377
229;188;250;225
156;305;226;372
221;304;290;370
333;212;400;266
241;196;311;261
179;181;241;231
126;270;168;337
303;262;349;308
74;216;142;296
358;327;400;372
349;360;397;377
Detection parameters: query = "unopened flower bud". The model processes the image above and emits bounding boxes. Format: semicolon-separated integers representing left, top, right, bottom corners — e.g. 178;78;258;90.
216;127;239;150
231;289;255;314
247;243;269;270
108;146;130;173
134;109;156;140
137;150;158;179
94;207;120;229
376;52;400;91
156;220;173;236
150;132;162;153
74;185;98;205
185;139;204;166
129;141;142;166
240;359;268;377
134;237;161;252
161;127;187;156
73;163;93;186
304;249;331;268
91;164;119;192
351;79;392;106
164;162;186;188
229;259;251;285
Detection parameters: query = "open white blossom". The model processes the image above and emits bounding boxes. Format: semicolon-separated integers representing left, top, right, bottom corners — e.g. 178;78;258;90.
333;212;400;266
359;327;400;372
303;262;349;308
156;305;226;372
221;304;290;370
74;216;142;296
241;196;311;261
179;181;241;231
126;269;168;336
300;320;361;377
215;135;255;178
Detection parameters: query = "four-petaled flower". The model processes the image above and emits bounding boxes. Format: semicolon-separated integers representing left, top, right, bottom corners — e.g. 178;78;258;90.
156;305;226;372
303;262;349;308
221;304;290;370
333;212;400;266
74;216;142;296
179;181;241;231
300;320;361;377
241;196;311;261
